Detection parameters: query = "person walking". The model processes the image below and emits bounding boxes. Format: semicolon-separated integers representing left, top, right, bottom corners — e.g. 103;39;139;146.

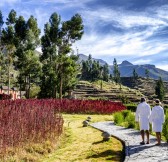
135;97;151;145
149;99;165;145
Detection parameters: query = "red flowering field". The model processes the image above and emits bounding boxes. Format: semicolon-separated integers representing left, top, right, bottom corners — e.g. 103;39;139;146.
0;99;126;153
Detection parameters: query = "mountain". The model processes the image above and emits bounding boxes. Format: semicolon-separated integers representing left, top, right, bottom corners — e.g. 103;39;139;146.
78;54;168;81
77;54;107;65
113;61;168;81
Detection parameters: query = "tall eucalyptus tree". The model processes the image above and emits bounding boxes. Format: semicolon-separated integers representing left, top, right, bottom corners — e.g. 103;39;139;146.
14;15;41;98
1;9;16;94
0;10;4;83
2;9;41;98
40;12;84;98
0;10;4;49
113;58;120;83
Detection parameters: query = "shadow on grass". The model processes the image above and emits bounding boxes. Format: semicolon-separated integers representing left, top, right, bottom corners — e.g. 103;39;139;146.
92;140;108;145
86;149;124;162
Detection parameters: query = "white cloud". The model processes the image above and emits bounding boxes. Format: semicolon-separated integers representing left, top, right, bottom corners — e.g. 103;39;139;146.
156;64;168;71
0;0;21;7
81;7;168;30
34;0;94;10
74;26;168;59
132;59;152;65
2;0;168;71
74;5;168;61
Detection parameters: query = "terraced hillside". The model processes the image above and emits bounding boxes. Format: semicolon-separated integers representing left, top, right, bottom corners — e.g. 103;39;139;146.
73;80;143;103
73;78;168;105
121;77;168;104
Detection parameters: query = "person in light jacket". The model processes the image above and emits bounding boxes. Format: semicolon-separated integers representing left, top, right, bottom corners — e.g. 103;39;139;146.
135;97;151;145
149;99;165;145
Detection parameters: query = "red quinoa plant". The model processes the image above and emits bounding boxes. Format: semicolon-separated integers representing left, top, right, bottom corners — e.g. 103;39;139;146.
0;99;126;152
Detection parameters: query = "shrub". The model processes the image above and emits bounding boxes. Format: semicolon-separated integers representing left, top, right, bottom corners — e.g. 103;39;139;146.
58;99;126;114
0;99;64;151
118;95;130;104
113;112;124;125
0;99;126;151
124;103;137;112
163;111;168;142
121;110;131;119
0;93;11;100
113;110;136;129
164;105;168;109
125;112;136;128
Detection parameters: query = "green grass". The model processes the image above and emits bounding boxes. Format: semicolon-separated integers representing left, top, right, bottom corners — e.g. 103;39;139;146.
40;114;124;162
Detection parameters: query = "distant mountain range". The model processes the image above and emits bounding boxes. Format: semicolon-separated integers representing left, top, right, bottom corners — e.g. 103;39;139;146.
77;54;107;66
78;54;168;81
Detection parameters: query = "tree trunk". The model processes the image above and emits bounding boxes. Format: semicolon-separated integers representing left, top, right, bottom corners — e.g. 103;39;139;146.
27;75;31;99
59;75;62;99
8;56;10;95
8;64;10;95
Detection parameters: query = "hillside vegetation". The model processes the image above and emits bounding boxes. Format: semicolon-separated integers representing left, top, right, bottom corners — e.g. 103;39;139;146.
73;80;143;103
74;78;168;105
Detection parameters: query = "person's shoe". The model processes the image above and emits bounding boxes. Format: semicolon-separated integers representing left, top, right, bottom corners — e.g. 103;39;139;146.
140;141;145;145
146;141;150;144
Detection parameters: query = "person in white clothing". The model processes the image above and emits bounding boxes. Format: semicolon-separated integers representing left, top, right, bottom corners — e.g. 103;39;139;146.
135;97;151;145
149;99;165;145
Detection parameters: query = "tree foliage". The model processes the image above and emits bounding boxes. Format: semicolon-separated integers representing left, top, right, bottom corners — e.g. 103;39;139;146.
81;54;109;82
145;69;149;79
113;58;120;83
1;9;41;98
39;12;84;99
155;77;165;101
0;10;84;99
133;68;138;80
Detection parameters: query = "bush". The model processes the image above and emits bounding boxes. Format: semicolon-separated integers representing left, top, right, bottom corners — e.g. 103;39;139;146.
0;99;64;150
163;111;168;142
113;112;124;125
121;110;131;119
0;93;11;100
118;95;130;104
113;110;136;129
125;112;136;128
124;103;137;112
164;105;168;109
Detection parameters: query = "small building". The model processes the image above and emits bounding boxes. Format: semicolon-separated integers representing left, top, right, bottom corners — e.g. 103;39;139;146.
0;86;20;100
11;87;19;100
17;91;26;99
0;86;9;95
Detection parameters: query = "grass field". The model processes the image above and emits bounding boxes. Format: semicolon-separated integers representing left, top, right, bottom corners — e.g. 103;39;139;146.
40;114;124;162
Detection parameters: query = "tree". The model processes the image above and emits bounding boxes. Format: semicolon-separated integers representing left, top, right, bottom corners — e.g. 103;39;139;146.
1;10;41;98
81;54;109;82
18;50;41;98
15;15;41;98
40;12;84;99
133;68;138;80
113;58;120;83
0;10;4;50
145;69;149;79
1;10;17;94
81;60;89;80
0;11;5;83
155;77;165;101
91;60;100;81
102;63;109;82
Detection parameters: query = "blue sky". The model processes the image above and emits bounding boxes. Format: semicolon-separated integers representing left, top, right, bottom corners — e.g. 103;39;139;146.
1;0;168;71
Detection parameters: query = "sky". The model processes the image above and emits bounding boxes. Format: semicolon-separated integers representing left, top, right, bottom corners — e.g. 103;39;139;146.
1;0;168;71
